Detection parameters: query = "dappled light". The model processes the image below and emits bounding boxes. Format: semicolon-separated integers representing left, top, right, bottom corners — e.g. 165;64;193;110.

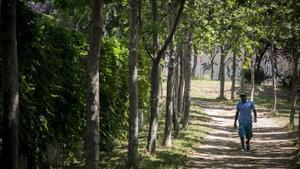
186;105;297;169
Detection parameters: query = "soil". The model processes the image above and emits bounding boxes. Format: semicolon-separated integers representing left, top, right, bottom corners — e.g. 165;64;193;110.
185;100;298;169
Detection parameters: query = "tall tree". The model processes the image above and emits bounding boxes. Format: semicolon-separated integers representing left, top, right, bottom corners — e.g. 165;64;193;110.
290;50;299;127
127;0;139;167
219;45;226;100
210;47;218;80
182;29;193;129
1;0;19;168
270;43;277;112
240;54;245;93
177;40;185;118
147;0;185;153
250;54;255;101
163;0;176;147
173;44;180;137
230;52;236;100
86;0;104;168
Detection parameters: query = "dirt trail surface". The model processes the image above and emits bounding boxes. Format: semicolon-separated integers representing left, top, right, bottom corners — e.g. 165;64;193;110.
185;101;298;169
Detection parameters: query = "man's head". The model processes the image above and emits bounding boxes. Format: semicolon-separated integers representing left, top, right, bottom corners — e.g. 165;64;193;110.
240;93;247;103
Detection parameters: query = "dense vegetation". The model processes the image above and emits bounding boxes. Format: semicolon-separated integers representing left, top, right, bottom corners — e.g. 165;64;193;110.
0;0;299;168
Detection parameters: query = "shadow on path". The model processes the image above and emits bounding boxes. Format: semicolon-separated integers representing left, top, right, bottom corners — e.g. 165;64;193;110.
185;104;298;169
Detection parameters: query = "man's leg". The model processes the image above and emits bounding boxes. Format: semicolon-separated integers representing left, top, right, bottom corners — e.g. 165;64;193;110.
238;123;246;151
245;123;253;151
245;139;250;151
240;137;245;151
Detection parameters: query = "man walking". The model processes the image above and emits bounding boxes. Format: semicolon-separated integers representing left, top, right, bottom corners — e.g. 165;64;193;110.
234;93;257;152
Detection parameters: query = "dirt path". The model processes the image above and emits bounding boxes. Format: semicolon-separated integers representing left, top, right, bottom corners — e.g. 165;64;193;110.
185;101;298;169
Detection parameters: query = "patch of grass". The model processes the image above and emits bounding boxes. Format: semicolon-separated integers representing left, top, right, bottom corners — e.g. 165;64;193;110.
99;97;211;169
139;106;210;169
254;85;299;114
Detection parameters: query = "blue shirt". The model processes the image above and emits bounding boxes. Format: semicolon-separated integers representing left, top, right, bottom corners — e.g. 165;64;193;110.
236;100;255;124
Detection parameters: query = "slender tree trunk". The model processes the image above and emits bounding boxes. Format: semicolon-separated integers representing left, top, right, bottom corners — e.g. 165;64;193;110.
163;0;176;146
178;43;185;118
219;46;225;100
231;52;236;101
160;64;164;98
210;50;214;80
127;0;139;167
147;60;160;153
290;52;299;127
173;44;180;137
86;0;103;169
182;29;193;129
164;54;174;147
240;54;245;93
270;44;277;112
192;47;198;78
250;55;255;101
147;0;159;154
1;0;19;168
138;111;144;128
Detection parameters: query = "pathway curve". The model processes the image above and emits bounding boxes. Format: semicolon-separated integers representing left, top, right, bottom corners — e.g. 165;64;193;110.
186;101;298;169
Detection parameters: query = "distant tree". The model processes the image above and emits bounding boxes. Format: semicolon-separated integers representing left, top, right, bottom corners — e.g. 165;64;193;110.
219;45;226;100
250;54;255;101
270;43;277;112
290;49;299;127
231;52;236;100
192;47;198;77
210;47;218;80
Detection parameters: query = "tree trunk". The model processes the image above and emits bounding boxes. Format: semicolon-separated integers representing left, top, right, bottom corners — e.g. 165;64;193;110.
173;45;180;137
182;29;193;129
147;0;159;154
86;0;103;169
210;50;214;80
270;44;277;112
240;53;245;93
163;0;176;147
127;0;139;167
147;60;160;154
1;0;19;168
160;64;164;98
192;47;198;78
219;46;225;100
163;53;174;147
250;55;255;101
290;52;299;127
178;43;185;118
147;0;185;153
231;52;236;101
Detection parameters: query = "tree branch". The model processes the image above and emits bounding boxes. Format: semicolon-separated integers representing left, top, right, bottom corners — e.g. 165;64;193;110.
156;0;185;61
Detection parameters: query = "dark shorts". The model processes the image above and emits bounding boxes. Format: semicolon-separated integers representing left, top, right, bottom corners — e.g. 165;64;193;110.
239;122;253;139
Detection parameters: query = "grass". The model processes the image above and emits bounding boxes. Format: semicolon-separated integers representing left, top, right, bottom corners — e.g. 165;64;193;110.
98;106;210;169
99;80;211;169
99;79;298;168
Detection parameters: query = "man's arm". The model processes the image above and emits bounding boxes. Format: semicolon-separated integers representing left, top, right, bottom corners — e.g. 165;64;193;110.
234;111;239;128
253;109;257;122
252;102;257;122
